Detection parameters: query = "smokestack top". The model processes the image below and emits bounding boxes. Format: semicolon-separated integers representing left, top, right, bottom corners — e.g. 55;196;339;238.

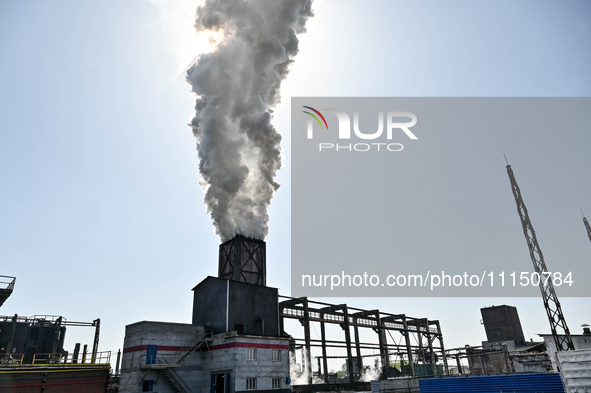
218;235;266;286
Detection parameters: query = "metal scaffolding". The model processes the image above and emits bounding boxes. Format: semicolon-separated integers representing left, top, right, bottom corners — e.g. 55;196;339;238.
279;296;448;383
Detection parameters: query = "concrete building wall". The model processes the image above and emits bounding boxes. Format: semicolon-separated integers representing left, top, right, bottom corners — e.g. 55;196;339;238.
227;336;290;392
119;321;290;393
556;348;591;393
512;353;551;373
540;334;591;372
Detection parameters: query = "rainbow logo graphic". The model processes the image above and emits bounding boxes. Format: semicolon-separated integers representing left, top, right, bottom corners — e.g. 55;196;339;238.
302;106;329;130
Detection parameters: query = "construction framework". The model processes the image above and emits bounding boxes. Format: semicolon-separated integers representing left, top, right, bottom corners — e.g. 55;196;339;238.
505;164;574;351
279;296;448;384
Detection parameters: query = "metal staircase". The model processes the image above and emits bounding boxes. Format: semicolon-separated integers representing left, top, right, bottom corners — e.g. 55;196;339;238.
141;328;213;393
160;367;192;393
170;328;213;365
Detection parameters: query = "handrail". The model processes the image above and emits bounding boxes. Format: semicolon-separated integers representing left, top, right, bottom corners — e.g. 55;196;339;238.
0;353;24;365
0;315;28;323
30;315;67;323
0;315;65;324
32;351;111;365
140;353;177;366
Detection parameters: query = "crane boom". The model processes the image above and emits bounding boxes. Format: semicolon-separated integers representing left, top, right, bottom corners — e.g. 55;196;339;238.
506;164;574;351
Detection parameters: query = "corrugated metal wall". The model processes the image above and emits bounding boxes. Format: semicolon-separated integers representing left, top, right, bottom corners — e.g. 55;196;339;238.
419;373;565;393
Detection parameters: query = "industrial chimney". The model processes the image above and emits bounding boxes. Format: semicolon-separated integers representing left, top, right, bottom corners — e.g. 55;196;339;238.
218;235;266;286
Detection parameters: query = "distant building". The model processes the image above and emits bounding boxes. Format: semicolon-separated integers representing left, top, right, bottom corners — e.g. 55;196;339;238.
481;305;526;346
476;305;550;374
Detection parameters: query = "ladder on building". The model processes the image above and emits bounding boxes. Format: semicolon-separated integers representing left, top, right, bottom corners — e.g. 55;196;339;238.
156;328;213;393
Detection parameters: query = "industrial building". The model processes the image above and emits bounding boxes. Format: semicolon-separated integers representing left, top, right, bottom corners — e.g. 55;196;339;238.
0;276;114;393
120;320;290;392
119;235;448;392
120;236;294;393
2;162;588;393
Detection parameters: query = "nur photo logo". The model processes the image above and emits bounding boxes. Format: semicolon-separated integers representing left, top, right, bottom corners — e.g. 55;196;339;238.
301;106;418;152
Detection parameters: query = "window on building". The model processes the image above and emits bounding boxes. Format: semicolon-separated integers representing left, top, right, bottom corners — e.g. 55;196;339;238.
272;377;282;389
246;348;257;361
146;345;157;365
246;377;257;390
272;349;281;361
142;380;154;392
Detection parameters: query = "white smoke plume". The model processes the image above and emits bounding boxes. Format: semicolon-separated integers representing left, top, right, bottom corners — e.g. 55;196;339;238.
186;0;313;241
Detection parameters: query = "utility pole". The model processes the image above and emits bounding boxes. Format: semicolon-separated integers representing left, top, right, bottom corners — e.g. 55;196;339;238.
505;162;574;351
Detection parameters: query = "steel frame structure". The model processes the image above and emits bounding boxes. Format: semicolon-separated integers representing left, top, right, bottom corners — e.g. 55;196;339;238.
279;296;448;384
505;164;574;351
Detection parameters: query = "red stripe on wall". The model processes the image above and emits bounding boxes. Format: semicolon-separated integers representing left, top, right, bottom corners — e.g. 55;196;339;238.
123;341;289;353
123;345;183;353
123;345;148;353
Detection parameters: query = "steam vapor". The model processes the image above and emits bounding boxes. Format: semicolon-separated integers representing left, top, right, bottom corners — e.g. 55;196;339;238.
186;0;313;241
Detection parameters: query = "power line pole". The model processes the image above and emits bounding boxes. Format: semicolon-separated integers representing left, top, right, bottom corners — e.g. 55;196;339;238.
505;162;574;351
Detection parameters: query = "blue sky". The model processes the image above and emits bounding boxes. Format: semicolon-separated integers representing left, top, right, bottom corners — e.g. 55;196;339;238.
1;0;590;365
